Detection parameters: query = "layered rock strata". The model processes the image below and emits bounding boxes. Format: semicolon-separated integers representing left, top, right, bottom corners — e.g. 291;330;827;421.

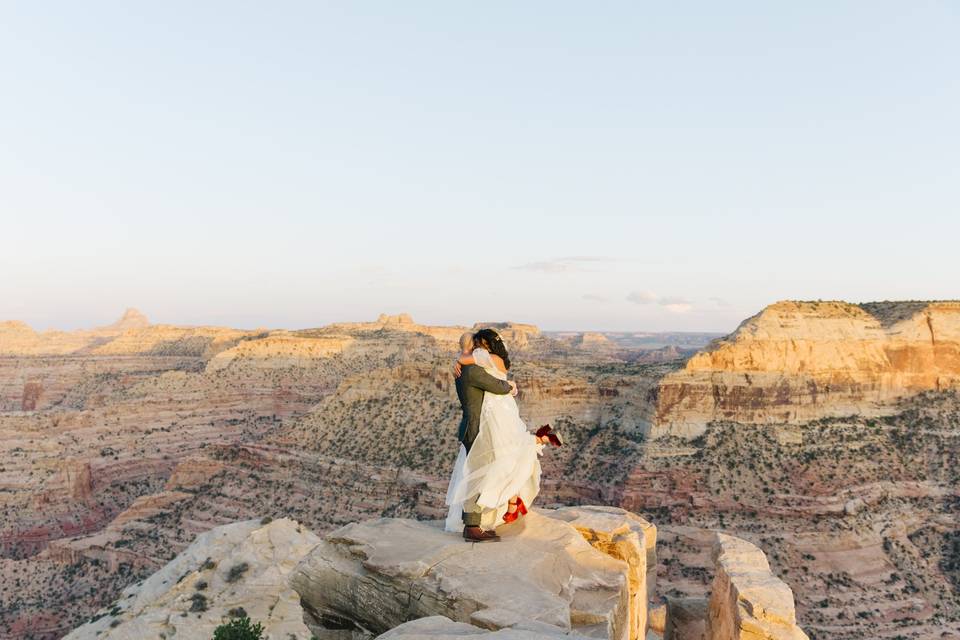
653;301;960;438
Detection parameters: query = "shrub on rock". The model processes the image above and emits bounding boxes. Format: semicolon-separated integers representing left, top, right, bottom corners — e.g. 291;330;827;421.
212;616;263;640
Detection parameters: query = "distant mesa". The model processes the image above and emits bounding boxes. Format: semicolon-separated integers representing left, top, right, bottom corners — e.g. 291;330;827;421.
377;313;415;325
573;332;612;348
100;308;150;331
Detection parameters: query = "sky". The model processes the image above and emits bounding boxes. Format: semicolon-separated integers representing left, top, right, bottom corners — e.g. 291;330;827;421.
1;3;957;332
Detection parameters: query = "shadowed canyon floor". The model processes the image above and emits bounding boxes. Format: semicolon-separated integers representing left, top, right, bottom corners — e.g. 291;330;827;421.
1;304;958;639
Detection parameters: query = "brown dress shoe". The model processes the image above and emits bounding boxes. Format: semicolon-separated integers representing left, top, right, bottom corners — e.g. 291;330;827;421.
462;526;500;542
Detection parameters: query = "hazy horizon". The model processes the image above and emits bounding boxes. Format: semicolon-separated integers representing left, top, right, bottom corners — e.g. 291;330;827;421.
7;300;958;336
3;3;958;333
6;303;736;334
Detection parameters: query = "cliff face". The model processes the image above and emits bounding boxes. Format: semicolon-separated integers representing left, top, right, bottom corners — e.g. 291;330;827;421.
652;301;960;437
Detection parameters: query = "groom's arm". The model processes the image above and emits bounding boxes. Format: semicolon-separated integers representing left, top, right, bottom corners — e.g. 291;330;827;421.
464;367;513;395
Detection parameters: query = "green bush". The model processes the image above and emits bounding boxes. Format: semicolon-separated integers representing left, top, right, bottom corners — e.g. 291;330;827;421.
212;616;264;640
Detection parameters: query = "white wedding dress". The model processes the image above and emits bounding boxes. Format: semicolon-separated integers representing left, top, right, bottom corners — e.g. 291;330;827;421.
444;348;543;532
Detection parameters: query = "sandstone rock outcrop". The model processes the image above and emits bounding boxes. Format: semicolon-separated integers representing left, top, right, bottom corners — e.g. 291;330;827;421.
99;308;150;331
706;534;808;640
328;313;474;347
549;506;656;639
0;312;252;358
63;518;320;640
0;321;95;355
573;333;613;349
290;508;655;640
652;300;960;438
205;332;356;371
58;508;814;640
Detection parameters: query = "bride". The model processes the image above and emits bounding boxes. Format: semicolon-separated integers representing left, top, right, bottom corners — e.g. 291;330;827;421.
444;329;562;533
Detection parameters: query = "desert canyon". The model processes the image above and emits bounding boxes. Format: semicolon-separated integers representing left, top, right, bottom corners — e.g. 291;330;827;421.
1;302;958;639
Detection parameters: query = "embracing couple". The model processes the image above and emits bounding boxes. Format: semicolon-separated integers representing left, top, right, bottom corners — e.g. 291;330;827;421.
444;328;563;542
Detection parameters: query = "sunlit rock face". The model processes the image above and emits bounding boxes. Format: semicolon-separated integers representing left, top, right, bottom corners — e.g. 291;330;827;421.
62;518;320;640
652;301;960;438
290;507;655;640
707;534;809;640
60;508;659;640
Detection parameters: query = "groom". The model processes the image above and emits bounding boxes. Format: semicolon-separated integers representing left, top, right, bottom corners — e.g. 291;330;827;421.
453;331;517;542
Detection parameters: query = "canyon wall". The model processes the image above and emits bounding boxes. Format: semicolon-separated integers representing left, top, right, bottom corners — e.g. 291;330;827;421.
5;305;956;640
652;301;960;438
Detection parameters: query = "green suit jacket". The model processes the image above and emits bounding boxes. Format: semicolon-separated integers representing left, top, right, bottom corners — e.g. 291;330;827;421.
455;364;513;451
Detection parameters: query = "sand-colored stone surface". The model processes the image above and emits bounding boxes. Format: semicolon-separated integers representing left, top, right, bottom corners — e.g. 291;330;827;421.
290;509;645;639
653;301;960;437
63;518;321;640
550;506;657;640
707;534;809;640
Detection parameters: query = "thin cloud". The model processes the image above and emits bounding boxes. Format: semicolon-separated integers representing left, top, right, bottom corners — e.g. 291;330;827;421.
582;294;611;303
627;292;694;313
660;299;693;314
709;296;732;308
513;256;616;274
626;290;657;305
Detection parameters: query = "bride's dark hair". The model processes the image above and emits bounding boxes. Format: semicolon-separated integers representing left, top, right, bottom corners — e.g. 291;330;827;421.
473;328;511;370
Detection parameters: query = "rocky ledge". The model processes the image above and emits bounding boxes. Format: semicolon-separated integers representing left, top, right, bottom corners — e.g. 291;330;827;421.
291;505;654;640
64;507;807;640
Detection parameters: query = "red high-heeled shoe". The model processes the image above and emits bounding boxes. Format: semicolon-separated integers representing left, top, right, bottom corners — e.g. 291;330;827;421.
535;424;564;447
502;497;528;523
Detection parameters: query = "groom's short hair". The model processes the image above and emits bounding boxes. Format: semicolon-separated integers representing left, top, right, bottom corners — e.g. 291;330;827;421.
459;332;474;352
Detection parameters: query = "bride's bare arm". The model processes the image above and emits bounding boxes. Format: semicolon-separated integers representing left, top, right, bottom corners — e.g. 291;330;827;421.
488;353;507;374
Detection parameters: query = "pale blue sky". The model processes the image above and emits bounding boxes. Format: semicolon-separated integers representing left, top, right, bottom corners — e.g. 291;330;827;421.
1;2;957;332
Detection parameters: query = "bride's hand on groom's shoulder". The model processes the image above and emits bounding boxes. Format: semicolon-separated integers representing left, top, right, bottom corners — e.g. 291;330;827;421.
453;359;462;378
509;381;518;396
